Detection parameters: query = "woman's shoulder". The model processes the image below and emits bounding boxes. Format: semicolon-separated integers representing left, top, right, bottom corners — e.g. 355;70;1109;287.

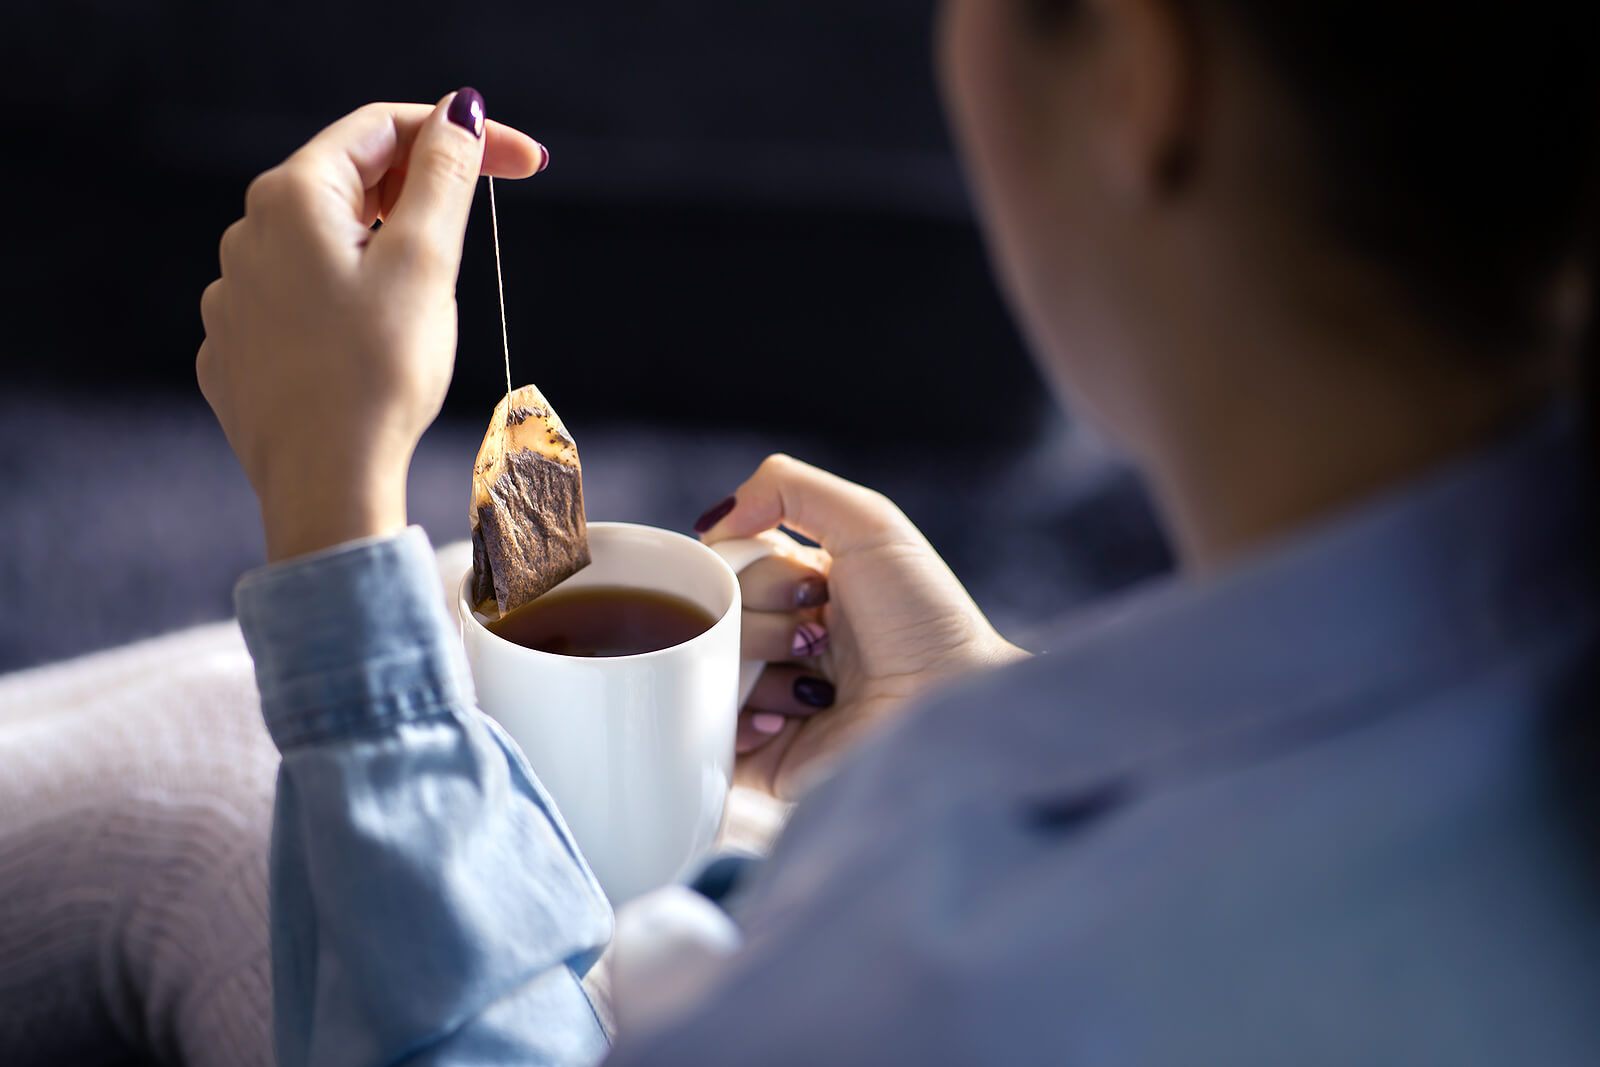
922;406;1596;798
723;413;1597;1065
759;403;1596;925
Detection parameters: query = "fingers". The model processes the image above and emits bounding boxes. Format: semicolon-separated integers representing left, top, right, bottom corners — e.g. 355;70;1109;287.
741;609;829;662
195;339;217;409
737;553;829;612
698;454;909;556
364;90;489;285
295;95;543;200
199;278;224;332
367;111;544;228
736;711;796;756
217;218;246;272
261;94;543;261
734;665;835;755
747;665;836;717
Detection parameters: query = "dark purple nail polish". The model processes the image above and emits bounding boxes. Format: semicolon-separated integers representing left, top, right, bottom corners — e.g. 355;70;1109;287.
793;676;835;708
794;577;830;609
448;88;485;139
693;496;737;534
536;142;551;173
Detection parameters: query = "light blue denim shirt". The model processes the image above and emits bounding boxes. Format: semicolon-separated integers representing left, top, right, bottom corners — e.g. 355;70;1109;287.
236;412;1597;1067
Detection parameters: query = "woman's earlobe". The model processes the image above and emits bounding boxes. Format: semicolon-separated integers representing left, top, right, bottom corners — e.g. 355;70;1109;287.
1094;0;1200;200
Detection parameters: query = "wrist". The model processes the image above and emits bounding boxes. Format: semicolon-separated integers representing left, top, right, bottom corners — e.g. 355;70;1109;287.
257;465;409;564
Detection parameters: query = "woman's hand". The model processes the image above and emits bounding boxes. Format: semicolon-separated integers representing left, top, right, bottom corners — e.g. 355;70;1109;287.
198;90;547;562
699;455;1030;801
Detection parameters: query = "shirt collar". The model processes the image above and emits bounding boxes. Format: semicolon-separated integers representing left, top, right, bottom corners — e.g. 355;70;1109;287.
907;407;1595;804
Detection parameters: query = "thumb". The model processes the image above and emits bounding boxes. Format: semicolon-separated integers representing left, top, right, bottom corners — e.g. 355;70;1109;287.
698;454;914;556
375;88;488;283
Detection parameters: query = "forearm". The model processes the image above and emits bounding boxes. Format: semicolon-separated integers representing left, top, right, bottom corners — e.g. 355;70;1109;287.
236;528;613;1067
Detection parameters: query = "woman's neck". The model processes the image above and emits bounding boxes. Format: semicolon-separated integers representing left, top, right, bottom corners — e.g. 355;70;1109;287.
1122;285;1553;575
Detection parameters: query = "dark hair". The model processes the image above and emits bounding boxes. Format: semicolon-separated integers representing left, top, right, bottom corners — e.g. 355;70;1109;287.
1226;4;1597;354
1028;0;1600;473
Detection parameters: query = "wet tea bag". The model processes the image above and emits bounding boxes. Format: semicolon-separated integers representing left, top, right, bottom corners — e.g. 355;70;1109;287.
468;179;589;616
469;383;591;616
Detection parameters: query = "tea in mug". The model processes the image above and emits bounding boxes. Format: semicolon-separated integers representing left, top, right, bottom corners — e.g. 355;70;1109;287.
488;585;716;658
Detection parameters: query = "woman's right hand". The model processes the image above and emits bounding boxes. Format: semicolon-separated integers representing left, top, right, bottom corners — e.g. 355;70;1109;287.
198;91;546;563
698;455;1030;801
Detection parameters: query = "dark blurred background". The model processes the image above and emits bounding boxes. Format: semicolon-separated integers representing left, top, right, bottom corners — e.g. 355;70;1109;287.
0;0;1169;673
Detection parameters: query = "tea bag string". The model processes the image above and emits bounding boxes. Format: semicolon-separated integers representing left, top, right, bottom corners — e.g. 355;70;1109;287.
489;176;513;415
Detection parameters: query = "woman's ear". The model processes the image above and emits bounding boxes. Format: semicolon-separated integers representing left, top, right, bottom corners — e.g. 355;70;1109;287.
1087;0;1199;198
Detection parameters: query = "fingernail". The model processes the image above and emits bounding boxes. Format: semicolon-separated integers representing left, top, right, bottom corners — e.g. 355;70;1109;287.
693;496;737;534
752;712;787;735
793;676;835;708
448;88;485;139
791;622;828;657
536;142;551;173
794;577;830;609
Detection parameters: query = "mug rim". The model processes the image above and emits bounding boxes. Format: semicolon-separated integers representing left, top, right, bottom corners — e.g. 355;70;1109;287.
456;520;742;664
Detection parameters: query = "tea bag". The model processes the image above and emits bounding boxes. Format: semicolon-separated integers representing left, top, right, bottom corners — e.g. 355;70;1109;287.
470;383;591;616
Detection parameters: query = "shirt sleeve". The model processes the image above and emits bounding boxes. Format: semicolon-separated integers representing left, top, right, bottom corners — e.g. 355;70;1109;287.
234;527;613;1067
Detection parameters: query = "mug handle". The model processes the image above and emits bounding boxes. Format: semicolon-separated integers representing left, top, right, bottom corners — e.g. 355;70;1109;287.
705;535;780;707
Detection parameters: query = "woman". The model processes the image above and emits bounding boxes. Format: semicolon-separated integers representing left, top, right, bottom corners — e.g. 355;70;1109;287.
198;0;1598;1063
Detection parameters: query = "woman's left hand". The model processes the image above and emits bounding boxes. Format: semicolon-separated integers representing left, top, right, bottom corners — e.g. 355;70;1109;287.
703;456;1031;801
198;91;546;562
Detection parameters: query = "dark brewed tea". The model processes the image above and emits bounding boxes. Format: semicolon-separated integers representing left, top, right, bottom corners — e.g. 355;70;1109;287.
487;585;716;657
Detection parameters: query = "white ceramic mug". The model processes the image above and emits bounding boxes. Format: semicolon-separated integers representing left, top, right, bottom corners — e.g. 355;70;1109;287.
456;522;772;905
